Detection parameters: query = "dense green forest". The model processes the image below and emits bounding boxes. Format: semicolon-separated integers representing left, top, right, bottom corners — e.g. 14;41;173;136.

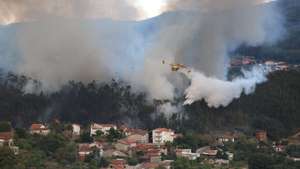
0;69;299;140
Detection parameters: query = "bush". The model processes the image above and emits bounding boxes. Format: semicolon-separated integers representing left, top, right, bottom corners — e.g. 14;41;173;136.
0;121;11;132
286;145;300;158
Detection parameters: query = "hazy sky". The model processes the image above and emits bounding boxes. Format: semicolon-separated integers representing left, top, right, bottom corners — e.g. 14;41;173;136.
0;0;278;25
0;0;169;25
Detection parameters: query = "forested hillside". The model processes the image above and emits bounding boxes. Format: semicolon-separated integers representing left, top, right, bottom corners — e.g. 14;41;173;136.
0;69;299;140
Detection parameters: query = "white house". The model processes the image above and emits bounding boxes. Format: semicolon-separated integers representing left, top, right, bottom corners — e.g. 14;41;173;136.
30;123;50;135
0;132;13;147
115;138;137;152
72;124;81;136
90;123;117;136
216;133;236;143
78;142;103;161
0;131;19;155
226;152;234;161
152;128;175;145
197;146;218;157
176;149;200;160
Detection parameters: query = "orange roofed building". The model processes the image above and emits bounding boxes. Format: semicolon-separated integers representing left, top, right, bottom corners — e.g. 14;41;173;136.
115;138;137;152
30;123;50;135
109;159;127;169
152;128;175;145
140;162;160;169
0;131;13;147
78;142;103;161
256;130;267;142
90;123;117;136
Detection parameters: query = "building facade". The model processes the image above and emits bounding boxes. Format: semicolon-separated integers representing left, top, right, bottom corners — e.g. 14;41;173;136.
152;128;175;145
90;123;117;136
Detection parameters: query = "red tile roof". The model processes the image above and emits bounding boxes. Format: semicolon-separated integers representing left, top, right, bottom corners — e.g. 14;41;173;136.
111;159;126;165
142;162;159;169
30;124;48;130
131;129;148;135
135;143;157;151
153;128;174;133
202;149;218;156
146;149;161;157
91;123;117;130
118;138;137;145
0;132;13;141
78;144;92;152
110;159;126;169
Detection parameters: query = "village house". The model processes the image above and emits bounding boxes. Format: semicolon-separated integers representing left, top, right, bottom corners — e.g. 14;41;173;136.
135;143;157;153
0;131;19;155
30;123;50;135
175;148;200;160
78;144;92;161
152;128;175;145
215;132;236;143
138;160;172;169
119;126;149;143
72;124;81;136
134;143;167;162
196;146;210;154
226;152;234;161
274;145;285;152
214;159;230;165
139;162;159;169
288;130;300;145
265;60;289;72
197;146;218;157
119;125;131;135
126;129;149;143
202;149;218;157
78;142;103;161
90;123;117;136
109;159;127;169
256;130;267;142
147;149;162;162
0;131;13;147
159;160;173;169
115;138;137;152
103;149;128;158
288;156;300;162
137;144;167;155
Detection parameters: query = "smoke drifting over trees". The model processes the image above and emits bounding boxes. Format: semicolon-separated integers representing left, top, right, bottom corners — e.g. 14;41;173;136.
0;0;284;107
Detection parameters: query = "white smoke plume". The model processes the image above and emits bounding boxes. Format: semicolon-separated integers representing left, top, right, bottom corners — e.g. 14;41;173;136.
158;102;182;118
138;0;283;105
0;0;284;107
182;66;269;108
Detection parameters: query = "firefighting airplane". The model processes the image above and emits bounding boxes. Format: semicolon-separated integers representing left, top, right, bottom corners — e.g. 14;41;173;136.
162;60;191;73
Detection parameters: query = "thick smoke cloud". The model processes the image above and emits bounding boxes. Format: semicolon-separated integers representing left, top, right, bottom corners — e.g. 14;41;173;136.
139;0;283;105
0;0;284;107
183;67;269;107
0;0;138;24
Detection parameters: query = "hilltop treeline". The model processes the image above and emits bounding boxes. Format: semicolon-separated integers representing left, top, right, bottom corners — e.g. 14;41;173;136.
0;70;299;139
0;71;155;128
182;71;300;139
